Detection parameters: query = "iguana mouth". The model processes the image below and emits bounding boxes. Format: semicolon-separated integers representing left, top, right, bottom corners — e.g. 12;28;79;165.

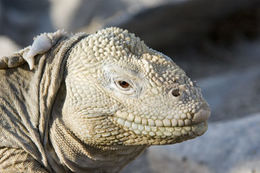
111;107;209;138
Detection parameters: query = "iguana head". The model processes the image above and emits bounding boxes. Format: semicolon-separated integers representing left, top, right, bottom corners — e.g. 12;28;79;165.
63;27;210;146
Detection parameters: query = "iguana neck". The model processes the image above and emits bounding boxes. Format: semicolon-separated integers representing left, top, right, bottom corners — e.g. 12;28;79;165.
48;117;146;173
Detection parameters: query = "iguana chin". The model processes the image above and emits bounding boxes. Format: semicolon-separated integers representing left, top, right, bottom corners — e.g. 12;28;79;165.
0;27;210;172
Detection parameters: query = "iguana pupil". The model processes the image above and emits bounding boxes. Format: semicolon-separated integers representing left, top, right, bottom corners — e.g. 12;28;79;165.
118;80;130;88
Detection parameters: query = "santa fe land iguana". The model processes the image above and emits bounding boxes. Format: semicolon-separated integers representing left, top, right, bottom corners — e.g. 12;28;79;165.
0;27;210;173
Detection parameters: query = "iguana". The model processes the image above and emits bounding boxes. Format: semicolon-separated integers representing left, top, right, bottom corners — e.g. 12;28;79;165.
0;27;210;173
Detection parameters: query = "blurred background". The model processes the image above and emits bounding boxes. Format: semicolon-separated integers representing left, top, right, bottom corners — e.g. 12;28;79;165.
1;0;260;172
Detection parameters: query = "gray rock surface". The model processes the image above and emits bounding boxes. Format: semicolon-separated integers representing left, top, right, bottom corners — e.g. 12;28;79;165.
161;113;260;173
125;113;260;173
0;0;54;46
50;0;183;33
123;150;212;173
197;41;260;122
0;36;19;57
200;66;260;122
116;0;260;50
0;1;2;33
50;0;126;32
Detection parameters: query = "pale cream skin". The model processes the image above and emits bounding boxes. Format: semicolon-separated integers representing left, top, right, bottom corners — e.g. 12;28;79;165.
61;27;210;146
21;27;210;146
16;27;210;172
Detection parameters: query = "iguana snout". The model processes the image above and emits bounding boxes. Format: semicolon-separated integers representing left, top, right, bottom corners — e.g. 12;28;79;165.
192;103;211;124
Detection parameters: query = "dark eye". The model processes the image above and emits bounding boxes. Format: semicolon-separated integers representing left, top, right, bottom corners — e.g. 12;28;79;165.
117;80;131;89
171;88;180;97
114;79;135;94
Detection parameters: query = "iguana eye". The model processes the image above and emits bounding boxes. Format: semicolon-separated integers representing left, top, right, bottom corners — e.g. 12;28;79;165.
118;81;130;88
113;78;137;95
116;80;132;90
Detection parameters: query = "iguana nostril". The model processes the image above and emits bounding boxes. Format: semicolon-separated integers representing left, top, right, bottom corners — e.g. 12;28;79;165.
171;88;180;97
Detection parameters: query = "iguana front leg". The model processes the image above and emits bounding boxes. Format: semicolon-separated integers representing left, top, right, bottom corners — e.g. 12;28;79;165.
0;147;49;173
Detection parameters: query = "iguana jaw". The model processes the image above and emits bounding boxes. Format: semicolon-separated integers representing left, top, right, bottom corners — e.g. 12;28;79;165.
108;104;210;145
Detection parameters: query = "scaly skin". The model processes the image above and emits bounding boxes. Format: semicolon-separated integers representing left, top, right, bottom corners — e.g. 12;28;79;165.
0;27;210;172
62;27;210;146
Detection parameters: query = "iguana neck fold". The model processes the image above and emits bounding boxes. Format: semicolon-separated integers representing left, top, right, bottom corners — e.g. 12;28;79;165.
49;117;146;173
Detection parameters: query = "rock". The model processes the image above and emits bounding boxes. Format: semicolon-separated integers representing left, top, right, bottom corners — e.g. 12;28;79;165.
193;40;260;122
49;0;260;42
229;160;260;173
0;1;2;33
149;113;260;173
50;0;125;32
122;151;153;173
199;65;260;122
116;0;260;50
122;149;212;173
50;0;184;33
0;0;54;46
146;150;212;173
0;36;20;57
